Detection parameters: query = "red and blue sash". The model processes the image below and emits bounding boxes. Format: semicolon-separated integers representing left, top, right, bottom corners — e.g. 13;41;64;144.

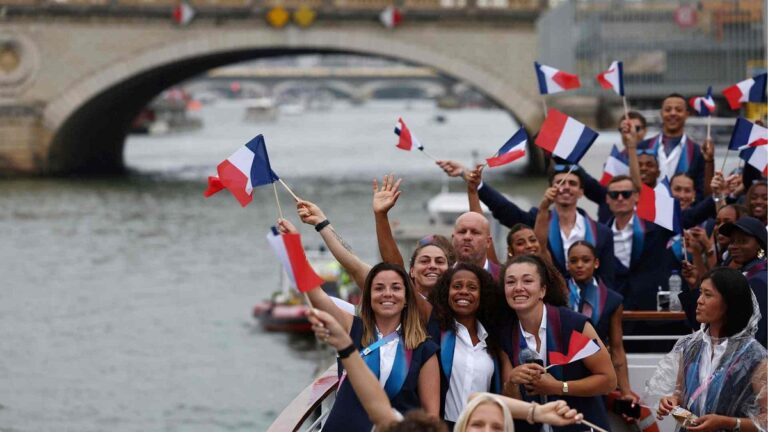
440;328;501;393
567;277;608;326
361;332;413;399
549;211;597;269
744;259;767;279
510;305;564;380
630;214;646;266
651;134;693;176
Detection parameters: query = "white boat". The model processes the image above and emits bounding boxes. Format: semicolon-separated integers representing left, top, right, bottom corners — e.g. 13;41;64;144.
243;97;278;122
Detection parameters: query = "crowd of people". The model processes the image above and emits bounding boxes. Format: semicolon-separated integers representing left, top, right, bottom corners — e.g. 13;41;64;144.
277;94;767;431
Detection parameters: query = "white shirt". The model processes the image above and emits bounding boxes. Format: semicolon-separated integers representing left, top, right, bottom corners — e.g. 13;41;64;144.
560;212;586;258
520;306;552;432
444;321;495;422
376;325;401;387
697;330;728;414
612;217;634;269
657;135;686;181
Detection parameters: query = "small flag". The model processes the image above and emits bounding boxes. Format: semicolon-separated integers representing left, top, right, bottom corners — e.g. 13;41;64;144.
689;86;716;116
267;228;325;293
723;73;767;110
728;117;768;150
740;145;768;177
637;179;682;233
548;330;601;366
534;62;581;95
599;145;629;186
203;134;279;207
535;108;599;164
172;0;195;25
596;61;624;96
486;128;528;167
379;6;402;28
394;117;423;151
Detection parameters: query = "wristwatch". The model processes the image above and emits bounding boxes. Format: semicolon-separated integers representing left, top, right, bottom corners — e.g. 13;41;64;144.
734;418;741;432
562;381;569;394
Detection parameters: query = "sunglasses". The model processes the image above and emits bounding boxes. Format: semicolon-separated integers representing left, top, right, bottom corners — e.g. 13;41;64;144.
607;190;634;199
636;148;658;157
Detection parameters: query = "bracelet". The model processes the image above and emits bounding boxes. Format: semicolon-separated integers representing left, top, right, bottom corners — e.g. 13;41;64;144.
526;402;537;424
315;219;331;232
337;343;356;359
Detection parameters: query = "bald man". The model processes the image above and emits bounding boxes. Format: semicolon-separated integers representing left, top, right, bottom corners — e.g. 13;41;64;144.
452;212;500;279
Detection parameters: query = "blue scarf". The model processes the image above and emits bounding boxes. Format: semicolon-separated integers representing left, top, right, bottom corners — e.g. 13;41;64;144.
362;332;412;399
630;214;646;266
567;277;607;326
510;305;564;381
440;328;501;393
549;211;596;268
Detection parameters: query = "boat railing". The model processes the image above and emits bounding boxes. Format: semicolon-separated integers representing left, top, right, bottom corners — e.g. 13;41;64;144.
268;364;339;432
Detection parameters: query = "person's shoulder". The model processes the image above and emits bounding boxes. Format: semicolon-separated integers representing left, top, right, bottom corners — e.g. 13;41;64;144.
638;136;657;149
417;336;440;358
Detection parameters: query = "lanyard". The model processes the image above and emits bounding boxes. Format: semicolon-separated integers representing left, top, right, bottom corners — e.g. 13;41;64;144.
360;331;399;357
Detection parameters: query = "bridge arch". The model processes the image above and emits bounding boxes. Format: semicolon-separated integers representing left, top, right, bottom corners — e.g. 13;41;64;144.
43;28;541;174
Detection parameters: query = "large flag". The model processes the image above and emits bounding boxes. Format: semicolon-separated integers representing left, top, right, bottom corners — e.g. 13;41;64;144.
549;330;601;367
723;73;767;110
599;145;629;186
203;134;279;207
267;228;325;293
534;62;581;95
486;128;528;167
637;179;682;233
535;108;599;164
596;61;624;96
172;0;195;25
689;86;716;116
394;117;423;151
728;118;768;150
740;146;768;177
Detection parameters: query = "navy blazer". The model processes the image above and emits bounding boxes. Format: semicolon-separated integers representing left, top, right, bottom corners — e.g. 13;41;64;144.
478;183;615;286
638;135;706;202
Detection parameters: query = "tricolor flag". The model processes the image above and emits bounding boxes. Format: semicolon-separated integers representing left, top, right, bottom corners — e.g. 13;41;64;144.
535;108;599;164
599;145;629;186
637;179;682;233
740;145;768;177
548;330;601;367
394;117;423;151
172;0;195;25
267;228;325;293
534;62;581;95
723;73;767;110
689;86;716;116
728;118;768;150
596;61;624;96
486;128;528;168
203;134;279;207
379;5;402;28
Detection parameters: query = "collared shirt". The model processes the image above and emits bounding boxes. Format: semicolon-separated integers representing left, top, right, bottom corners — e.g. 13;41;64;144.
657;135;684;181
520;306;551;432
560;212;586;258
612;217;634;268
444;320;494;422
375;325;401;387
697;330;728;413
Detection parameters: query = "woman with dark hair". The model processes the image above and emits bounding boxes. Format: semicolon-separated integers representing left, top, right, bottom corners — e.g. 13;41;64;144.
277;220;439;431
499;254;617;432
507;223;542;258
650;267;767;432
420;263;502;426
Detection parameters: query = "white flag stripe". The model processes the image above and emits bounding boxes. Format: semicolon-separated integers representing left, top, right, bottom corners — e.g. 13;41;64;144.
267;232;297;287
554;117;585;158
540;64;564;93
748;126;768;147
737;79;754;101
570;339;600;363
655;184;676;229
228;146;255;193
748;147;768;172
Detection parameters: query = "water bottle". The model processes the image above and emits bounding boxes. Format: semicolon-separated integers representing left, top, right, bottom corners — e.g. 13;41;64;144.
656;286;670;311
668;271;682;312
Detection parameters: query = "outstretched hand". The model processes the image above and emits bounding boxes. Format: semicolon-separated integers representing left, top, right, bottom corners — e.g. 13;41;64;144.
372;175;403;215
620;118;640;149
465;164;485;189
296;199;327;226
540;186;558;209
536;400;583;426
436;160;466;178
307;308;353;350
277;218;299;234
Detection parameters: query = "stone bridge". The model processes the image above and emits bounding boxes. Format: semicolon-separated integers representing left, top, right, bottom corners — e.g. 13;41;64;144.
0;2;544;175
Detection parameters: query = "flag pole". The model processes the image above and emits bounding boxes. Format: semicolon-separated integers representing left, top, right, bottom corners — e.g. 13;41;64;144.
580;419;609;432
720;149;730;173
682;229;690;264
622;96;630;120
555;164;577;189
542;98;548;116
272;182;284;220
278;178;300;202
303;292;314;309
706;115;712;141
419;148;439;161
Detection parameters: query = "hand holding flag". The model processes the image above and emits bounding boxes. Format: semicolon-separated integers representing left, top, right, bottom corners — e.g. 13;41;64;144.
485;128;528;168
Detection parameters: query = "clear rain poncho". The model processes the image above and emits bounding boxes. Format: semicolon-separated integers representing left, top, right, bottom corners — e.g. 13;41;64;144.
645;291;768;431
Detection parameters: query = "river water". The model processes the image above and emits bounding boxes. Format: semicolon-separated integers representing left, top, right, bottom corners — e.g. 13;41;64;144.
0;99;733;431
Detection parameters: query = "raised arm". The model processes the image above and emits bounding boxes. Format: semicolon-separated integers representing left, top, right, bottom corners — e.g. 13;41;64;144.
277;218;354;331
702;138;715;196
466;164;500;265
534;187;556;251
620;117;643;190
295;200;372;291
308;309;399;429
373;175;405;268
467;393;583;427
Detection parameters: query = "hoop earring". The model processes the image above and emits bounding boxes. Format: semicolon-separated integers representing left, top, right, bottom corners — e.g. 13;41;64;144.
759;248;765;259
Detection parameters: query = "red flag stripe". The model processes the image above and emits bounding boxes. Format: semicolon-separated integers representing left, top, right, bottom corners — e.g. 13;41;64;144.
216;160;252;207
283;233;325;293
486;149;525;167
535;108;569;153
636;184;657;223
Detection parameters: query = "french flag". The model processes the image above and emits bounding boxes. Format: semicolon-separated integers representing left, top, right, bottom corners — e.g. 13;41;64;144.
535;108;599;164
534;62;581;95
728;117;768;150
203;134;279;207
267;228;325;293
723;73;767;110
394;117;423;151
596;61;624;96
599;145;629;186
689;86;716;116
637;179;682;233
740;145;768;177
486;128;528;167
548;330;601;367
